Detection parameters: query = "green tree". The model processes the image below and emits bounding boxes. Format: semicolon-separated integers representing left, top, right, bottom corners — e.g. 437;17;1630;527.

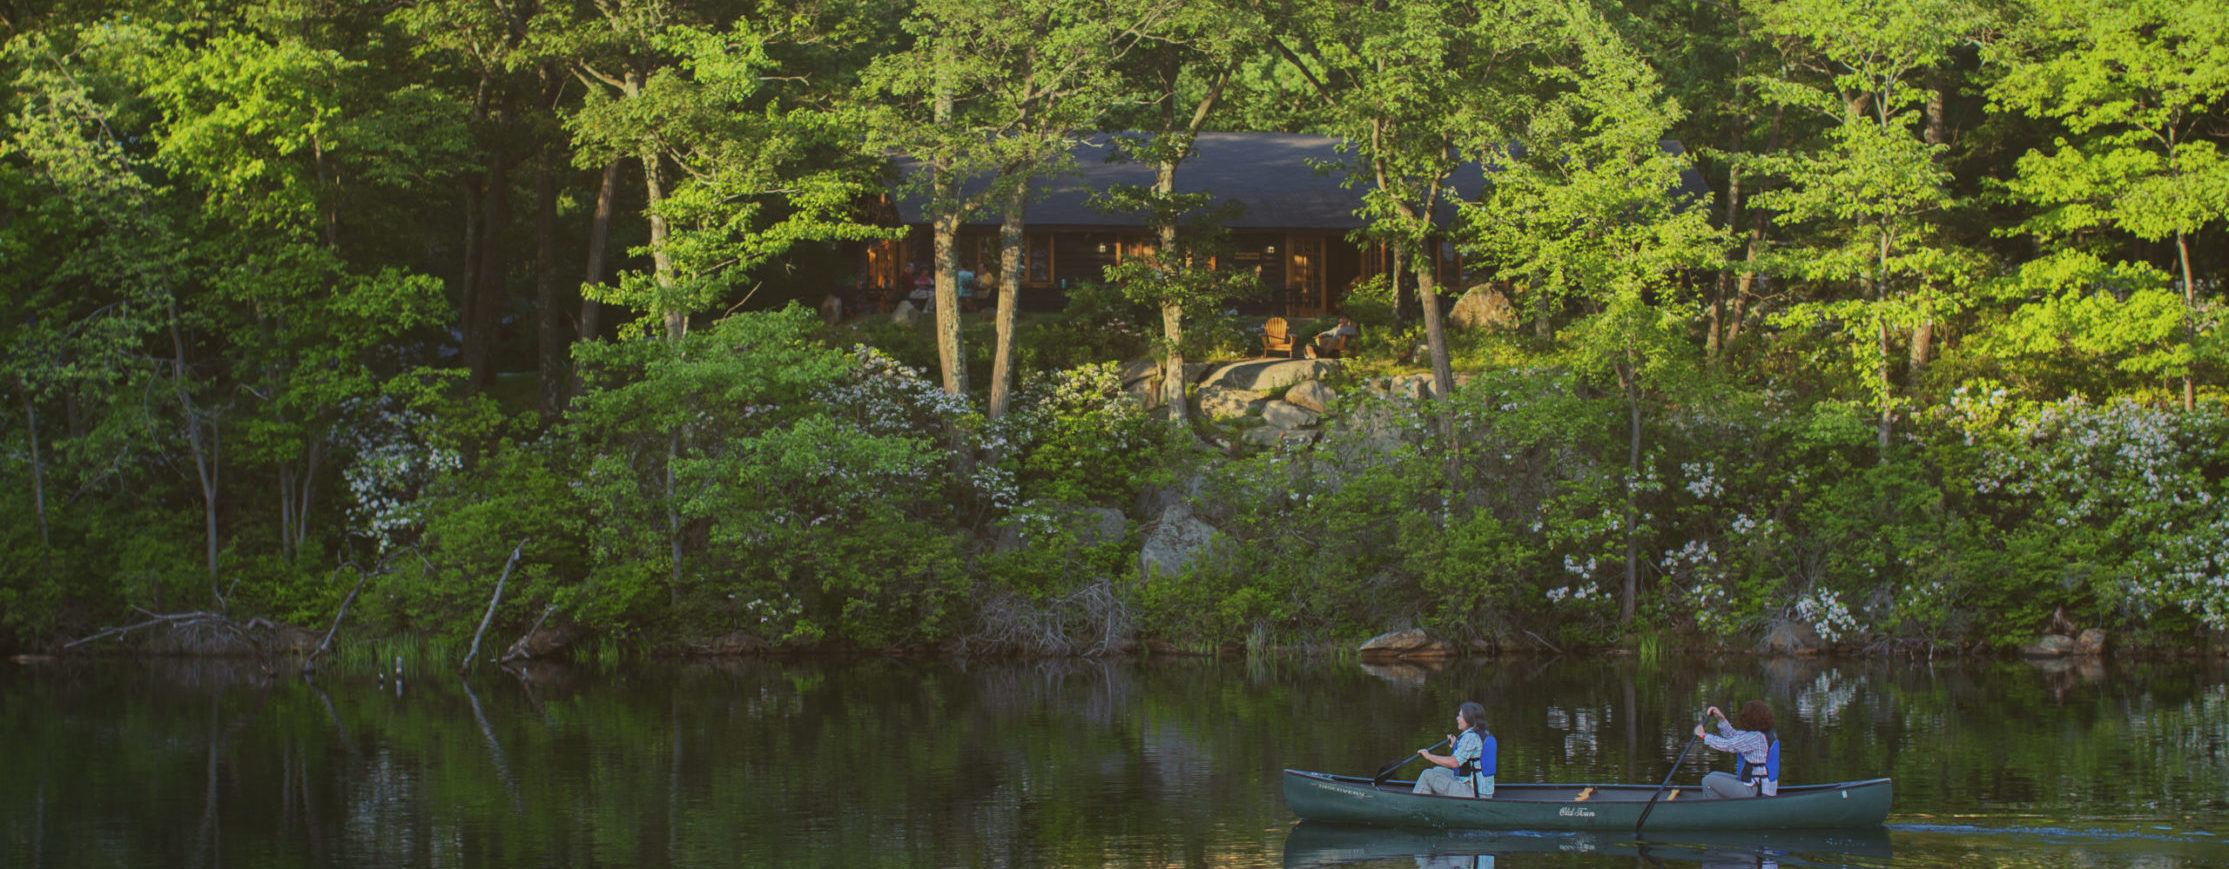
1987;0;2229;410
1459;0;1724;623
1746;0;1988;457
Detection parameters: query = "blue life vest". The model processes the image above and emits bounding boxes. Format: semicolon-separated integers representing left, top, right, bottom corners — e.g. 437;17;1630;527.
1454;727;1496;790
1738;730;1779;786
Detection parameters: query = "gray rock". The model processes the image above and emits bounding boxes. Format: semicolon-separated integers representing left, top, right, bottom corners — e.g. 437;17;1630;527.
1287;380;1337;414
2075;628;2108;656
996;504;1130;555
1261;400;1321;429
1199;359;1341;392
1139;503;1217;581
1118;358;1160;385
891;301;920;328
1183;362;1213;383
2024;634;2077;658
1197;385;1265;420
1448;286;1518;331
1759;619;1824;656
1359;628;1455;659
1135;474;1205;519
1125;376;1168;410
819;294;845;325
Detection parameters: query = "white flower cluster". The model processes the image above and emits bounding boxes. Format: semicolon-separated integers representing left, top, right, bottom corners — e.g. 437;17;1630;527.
1682;582;1741;637
1976;399;2229;629
339;402;460;552
1793;587;1861;643
1680;461;1724;499
1545;581;1600;603
815;344;976;437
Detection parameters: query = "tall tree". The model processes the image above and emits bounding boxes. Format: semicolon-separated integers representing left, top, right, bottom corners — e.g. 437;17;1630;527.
1460;0;1725;624
1988;0;2229;410
1273;0;1541;445
1746;0;1987;457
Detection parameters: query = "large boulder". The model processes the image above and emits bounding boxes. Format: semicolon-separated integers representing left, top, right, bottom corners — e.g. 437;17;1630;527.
1759;619;1823;656
1125;376;1168;411
1261;400;1321;429
997;503;1129;554
1118;358;1161;386
1198;385;1265;420
1287;380;1337;414
1359;628;1457;660
819;293;845;326
1139;503;1217;581
2075;628;2108;656
1448;286;1518;331
502;618;587;663
890;300;921;328
2023;634;2078;658
1200;359;1340;392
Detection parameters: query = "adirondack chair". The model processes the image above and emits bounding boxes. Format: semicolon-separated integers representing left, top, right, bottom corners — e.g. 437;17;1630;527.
1260;317;1299;358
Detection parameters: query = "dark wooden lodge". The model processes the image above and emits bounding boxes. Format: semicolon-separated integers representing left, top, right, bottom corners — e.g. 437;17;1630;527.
858;132;1489;317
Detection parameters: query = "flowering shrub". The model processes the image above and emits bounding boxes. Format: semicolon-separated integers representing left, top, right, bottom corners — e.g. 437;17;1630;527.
339;400;460;553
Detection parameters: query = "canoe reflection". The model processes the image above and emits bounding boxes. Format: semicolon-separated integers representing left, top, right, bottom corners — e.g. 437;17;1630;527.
1282;822;1893;869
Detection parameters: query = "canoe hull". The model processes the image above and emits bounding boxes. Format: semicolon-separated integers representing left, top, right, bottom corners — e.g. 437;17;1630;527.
1282;770;1892;831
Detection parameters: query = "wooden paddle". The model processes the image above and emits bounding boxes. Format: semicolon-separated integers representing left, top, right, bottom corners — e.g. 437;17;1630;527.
1634;712;1707;835
1371;737;1450;786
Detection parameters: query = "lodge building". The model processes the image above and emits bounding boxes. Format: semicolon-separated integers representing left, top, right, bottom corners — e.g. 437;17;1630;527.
855;132;1708;317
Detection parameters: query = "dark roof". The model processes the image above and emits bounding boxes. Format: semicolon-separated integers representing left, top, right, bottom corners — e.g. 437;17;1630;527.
891;132;1711;231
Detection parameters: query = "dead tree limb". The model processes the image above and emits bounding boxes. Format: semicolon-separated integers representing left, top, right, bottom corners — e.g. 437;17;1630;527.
64;610;247;649
461;538;529;672
501;604;557;664
302;567;371;674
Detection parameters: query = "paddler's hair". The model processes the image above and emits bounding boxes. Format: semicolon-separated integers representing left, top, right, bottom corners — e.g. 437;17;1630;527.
1736;700;1774;733
1457;701;1489;734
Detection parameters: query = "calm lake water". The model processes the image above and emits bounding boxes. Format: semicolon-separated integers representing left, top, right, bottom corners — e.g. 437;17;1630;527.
3;654;2225;867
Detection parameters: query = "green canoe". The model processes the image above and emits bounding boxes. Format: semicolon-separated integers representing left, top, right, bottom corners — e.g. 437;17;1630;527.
1283;822;1894;868
1282;769;1892;831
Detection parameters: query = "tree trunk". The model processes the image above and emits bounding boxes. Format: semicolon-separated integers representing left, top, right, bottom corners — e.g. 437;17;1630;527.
988;178;1026;418
1151;69;1226;428
579;159;620;343
2180;230;2196;411
1876;225;1893;458
23;395;48;546
470;139;513;389
535;147;566;417
168;298;220;583
1155;145;1185;421
1619;354;1642;625
644;146;679;341
930;76;967;396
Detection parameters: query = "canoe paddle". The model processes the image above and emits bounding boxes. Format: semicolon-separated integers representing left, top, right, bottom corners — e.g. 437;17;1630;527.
1635;712;1707;835
1371;737;1449;786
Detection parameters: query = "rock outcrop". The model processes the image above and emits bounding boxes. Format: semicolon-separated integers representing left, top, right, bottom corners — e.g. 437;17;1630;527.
1359;628;1457;660
1139;503;1217;580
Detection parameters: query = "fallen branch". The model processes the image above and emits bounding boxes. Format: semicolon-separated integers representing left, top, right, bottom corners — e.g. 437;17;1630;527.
1523;629;1563;655
64;610;262;650
302;567;371;674
501;604;557;664
461;538;529;672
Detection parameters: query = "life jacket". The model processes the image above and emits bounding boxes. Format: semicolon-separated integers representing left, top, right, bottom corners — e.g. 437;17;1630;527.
1453;726;1496;791
1737;730;1779;789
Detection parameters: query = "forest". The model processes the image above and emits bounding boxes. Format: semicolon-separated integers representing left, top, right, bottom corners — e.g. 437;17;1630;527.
3;0;2226;659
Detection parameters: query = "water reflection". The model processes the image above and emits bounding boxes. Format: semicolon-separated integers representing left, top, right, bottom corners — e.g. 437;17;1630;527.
0;654;2224;867
1282;823;1894;868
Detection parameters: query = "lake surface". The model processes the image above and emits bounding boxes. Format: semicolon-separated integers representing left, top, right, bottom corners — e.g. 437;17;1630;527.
3;653;2225;867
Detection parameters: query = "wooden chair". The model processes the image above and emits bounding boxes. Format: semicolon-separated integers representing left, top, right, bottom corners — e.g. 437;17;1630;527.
1260;317;1298;358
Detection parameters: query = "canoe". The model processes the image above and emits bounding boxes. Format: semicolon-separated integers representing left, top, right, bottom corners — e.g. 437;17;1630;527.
1282;769;1892;831
1283;822;1895;868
